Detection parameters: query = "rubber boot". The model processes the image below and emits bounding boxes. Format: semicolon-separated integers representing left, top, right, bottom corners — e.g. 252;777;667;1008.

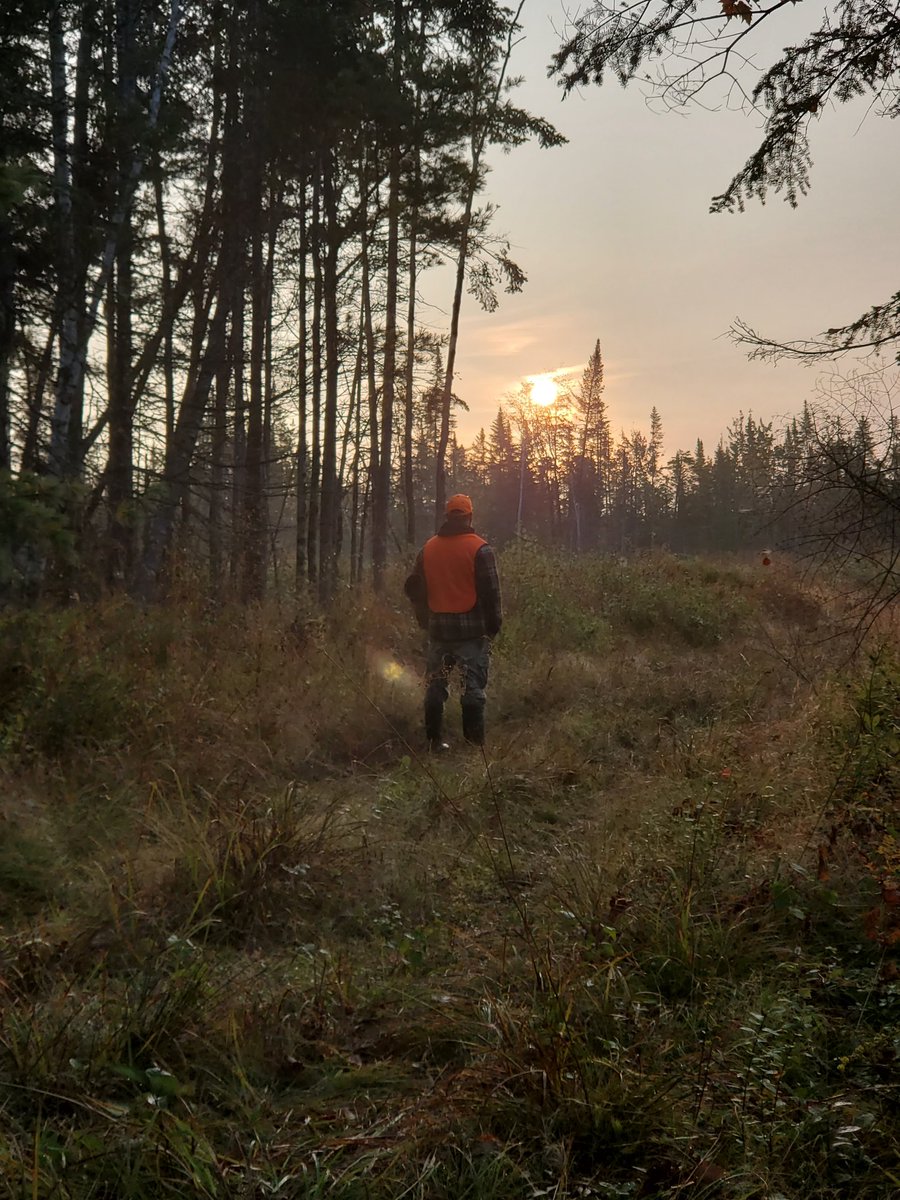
461;700;485;747
425;701;449;753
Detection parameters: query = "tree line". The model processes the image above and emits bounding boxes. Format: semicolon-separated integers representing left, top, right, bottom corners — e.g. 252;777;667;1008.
2;2;897;607
429;349;900;584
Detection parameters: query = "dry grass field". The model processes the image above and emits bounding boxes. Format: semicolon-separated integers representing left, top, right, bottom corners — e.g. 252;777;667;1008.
1;549;898;1198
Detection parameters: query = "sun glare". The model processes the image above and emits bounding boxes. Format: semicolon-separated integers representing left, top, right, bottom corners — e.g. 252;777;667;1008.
530;375;558;407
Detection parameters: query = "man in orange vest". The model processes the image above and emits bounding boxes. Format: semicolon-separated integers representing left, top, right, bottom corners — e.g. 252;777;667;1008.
404;494;503;751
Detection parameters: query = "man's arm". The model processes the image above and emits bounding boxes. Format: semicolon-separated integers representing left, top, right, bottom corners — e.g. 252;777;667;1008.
474;544;502;637
403;550;430;630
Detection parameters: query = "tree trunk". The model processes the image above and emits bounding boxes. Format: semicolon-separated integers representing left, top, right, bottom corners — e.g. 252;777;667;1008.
220;19;245;590
306;172;322;586
209;79;231;598
403;177;418;545
0;214;13;471
372;0;405;588
209;342;228;597
153;167;176;448
435;3;523;519
372;138;400;588
360;153;379;568
230;290;247;584
295;174;309;591
241;196;266;601
403;11;425;545
48;2;83;477
106;0;139;582
318;150;340;602
133;295;227;601
21;331;55;472
349;352;363;586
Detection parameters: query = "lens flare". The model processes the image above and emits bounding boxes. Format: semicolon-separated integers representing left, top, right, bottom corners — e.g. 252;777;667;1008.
368;650;418;692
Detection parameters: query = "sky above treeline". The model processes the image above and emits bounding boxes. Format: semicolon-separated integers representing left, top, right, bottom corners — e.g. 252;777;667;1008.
425;1;900;455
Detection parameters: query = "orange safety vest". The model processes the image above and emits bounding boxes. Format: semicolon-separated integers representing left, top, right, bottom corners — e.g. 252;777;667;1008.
422;531;486;613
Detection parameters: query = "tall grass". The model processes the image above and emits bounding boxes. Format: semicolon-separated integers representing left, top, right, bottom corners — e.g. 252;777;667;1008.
1;550;897;1198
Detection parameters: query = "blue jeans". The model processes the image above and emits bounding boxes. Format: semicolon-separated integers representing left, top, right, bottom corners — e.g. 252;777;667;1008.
424;637;490;709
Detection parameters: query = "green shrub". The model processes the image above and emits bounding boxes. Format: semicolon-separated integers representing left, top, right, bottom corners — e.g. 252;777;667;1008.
0;609;133;757
0;471;78;601
500;541;612;654
596;554;750;645
0;824;64;912
500;543;750;653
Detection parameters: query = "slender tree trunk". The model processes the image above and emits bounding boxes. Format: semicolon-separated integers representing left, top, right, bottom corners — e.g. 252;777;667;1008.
75;170;218;469
349;359;362;586
306;172;322;586
360;154;379;560
242;199;266;600
133;294;227;600
435;2;523;519
176;269;215;555
434;206;471;521
210;103;231;600
373;138;400;588
318;151;341;602
68;3;94;468
228;286;246;584
224;43;250;590
21;330;55;471
106;0;139;581
109;0;138;559
403;12;425;545
357;472;370;584
153;168;176;447
340;337;363;490
119;121;219;443
263;185;278;494
209;347;228;597
238;2;266;601
403;183;418;545
48;2;83;477
0;215;13;471
372;1;405;588
295;174;309;591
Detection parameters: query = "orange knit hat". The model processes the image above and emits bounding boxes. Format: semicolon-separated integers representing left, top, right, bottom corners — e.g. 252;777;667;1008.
445;493;473;516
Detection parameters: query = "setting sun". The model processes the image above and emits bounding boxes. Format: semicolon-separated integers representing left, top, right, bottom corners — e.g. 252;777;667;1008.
530;375;558;407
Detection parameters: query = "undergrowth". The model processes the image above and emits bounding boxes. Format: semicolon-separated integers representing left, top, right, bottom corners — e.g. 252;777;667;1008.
0;549;897;1198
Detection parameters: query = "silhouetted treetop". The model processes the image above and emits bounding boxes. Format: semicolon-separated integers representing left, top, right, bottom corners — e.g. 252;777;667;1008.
551;2;900;360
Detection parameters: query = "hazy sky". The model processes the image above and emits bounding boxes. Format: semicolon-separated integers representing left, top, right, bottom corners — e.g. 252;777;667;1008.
426;1;900;454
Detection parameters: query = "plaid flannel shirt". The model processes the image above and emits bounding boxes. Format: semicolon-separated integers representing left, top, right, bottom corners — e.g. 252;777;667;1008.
406;529;503;643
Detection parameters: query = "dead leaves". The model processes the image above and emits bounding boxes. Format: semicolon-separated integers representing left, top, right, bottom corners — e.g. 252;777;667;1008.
721;0;753;23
